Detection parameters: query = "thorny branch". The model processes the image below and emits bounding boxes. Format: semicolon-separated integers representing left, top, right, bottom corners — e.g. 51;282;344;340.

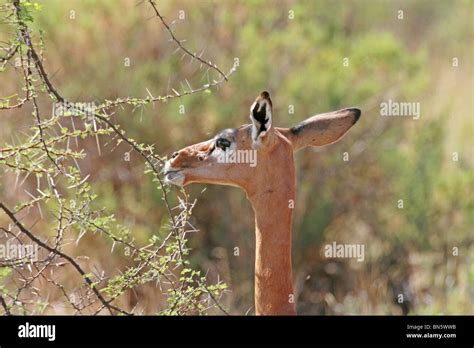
0;0;232;315
0;202;121;315
147;0;228;81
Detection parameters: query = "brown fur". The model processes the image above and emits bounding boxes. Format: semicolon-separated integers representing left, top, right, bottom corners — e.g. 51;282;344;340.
166;93;360;315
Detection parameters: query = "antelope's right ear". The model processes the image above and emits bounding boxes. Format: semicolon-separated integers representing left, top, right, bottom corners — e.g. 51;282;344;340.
249;91;273;149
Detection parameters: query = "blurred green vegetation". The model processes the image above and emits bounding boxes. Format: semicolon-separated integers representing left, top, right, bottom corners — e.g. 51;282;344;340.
0;0;473;314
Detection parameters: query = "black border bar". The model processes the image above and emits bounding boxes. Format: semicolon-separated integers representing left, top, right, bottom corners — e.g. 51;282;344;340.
0;315;473;346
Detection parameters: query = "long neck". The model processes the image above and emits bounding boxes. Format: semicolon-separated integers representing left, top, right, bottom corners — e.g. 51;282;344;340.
248;179;296;315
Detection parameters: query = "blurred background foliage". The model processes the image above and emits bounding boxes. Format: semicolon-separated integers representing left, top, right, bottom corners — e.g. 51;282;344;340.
1;0;473;314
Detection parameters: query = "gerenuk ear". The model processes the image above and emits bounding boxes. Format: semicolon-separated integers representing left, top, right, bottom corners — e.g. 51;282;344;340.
249;91;272;149
288;108;361;151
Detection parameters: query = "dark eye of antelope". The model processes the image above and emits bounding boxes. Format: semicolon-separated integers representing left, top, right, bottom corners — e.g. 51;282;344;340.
216;138;231;151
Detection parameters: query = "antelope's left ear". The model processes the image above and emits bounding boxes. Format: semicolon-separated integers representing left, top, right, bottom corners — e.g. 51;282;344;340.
287;108;361;151
249;91;272;148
